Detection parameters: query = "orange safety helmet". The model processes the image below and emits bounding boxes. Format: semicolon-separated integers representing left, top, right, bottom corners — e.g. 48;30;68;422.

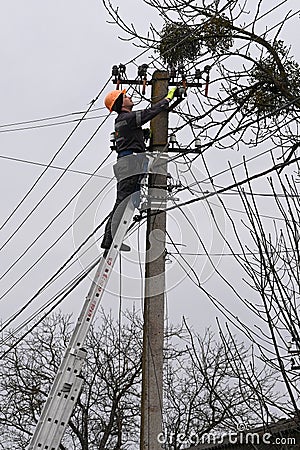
104;89;126;112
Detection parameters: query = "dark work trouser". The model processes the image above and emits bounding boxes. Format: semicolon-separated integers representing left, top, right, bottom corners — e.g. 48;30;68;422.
101;154;147;247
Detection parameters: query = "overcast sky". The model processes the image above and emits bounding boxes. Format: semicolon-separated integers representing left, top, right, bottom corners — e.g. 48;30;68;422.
0;1;299;346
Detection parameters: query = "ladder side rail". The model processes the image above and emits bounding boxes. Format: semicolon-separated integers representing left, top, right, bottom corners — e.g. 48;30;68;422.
31;353;86;449
49;376;84;449
66;197;136;347
28;198;136;450
27;260;107;450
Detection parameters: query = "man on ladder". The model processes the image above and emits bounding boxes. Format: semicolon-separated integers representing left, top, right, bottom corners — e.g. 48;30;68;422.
101;87;177;252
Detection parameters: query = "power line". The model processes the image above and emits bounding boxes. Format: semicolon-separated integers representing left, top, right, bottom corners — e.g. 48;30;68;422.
0;72;150;341
0;254;101;359
0;113;111;253
0;172;147;333
176;151;299;222
0;155;113;299
0;192;147;349
165;228;280;357
166;155;300;214
0;154;113;179
0;113;108;133
0;77;112;232
0;229;107;341
169;249;299;257
0;48;162;245
0;211;108;333
180;143;285;187
0;207;144;343
0;106;106;129
208;198;292;223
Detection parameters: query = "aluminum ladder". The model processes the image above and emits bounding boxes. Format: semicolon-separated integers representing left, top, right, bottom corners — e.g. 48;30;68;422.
28;197;136;450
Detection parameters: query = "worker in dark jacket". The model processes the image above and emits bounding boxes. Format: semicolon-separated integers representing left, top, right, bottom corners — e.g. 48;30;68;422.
101;87;177;251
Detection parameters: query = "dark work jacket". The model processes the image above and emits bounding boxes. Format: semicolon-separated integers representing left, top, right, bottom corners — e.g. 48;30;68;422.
114;98;169;156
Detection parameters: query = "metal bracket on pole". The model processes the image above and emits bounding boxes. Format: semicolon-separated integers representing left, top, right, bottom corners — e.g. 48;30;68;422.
146;152;168;210
28;198;136;450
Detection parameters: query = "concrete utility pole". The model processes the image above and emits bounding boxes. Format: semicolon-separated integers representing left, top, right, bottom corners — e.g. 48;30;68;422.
140;70;169;450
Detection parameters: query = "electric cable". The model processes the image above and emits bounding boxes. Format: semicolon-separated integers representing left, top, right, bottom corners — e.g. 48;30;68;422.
0;77;112;232
0;113;108;134
177;154;298;223
0;191;112;331
0;86;155;291
0;213;108;335
170;195;299;305
0;150;114;287
0;78;110;234
168;249;299;257
152;95;300;185
164;155;300;216
0;253;101;359
0;170;149;334
0;55;159;266
0;107;106;129
192;185;300;199
126;172;296;362
0;151;292;358
0;247;102;346
151;114;300;207
1;210;144;342
0;154;113;179
167;94;300;162
0;48;160;244
0;84;150;298
178;141;288;188
171;152;300;346
1;209;147;352
165;228;279;356
125;150;300;272
0;113;112;254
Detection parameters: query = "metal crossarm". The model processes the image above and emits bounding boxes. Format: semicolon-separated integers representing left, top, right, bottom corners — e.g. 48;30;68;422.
28;198;136;450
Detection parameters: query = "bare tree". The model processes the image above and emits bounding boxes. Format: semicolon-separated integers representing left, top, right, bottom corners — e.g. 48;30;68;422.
99;0;300;424
0;310;142;450
0;309;280;449
102;0;300;159
218;167;300;418
162;324;283;449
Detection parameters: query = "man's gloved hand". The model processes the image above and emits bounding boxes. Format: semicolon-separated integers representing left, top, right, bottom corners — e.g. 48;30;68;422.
166;87;177;101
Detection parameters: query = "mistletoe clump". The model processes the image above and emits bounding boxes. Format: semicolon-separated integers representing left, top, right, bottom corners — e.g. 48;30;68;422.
158;15;233;67
158;22;201;67
199;15;233;53
247;41;300;116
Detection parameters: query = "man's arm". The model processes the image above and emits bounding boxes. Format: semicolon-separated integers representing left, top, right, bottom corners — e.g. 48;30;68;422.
139;98;170;126
138;88;177;125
